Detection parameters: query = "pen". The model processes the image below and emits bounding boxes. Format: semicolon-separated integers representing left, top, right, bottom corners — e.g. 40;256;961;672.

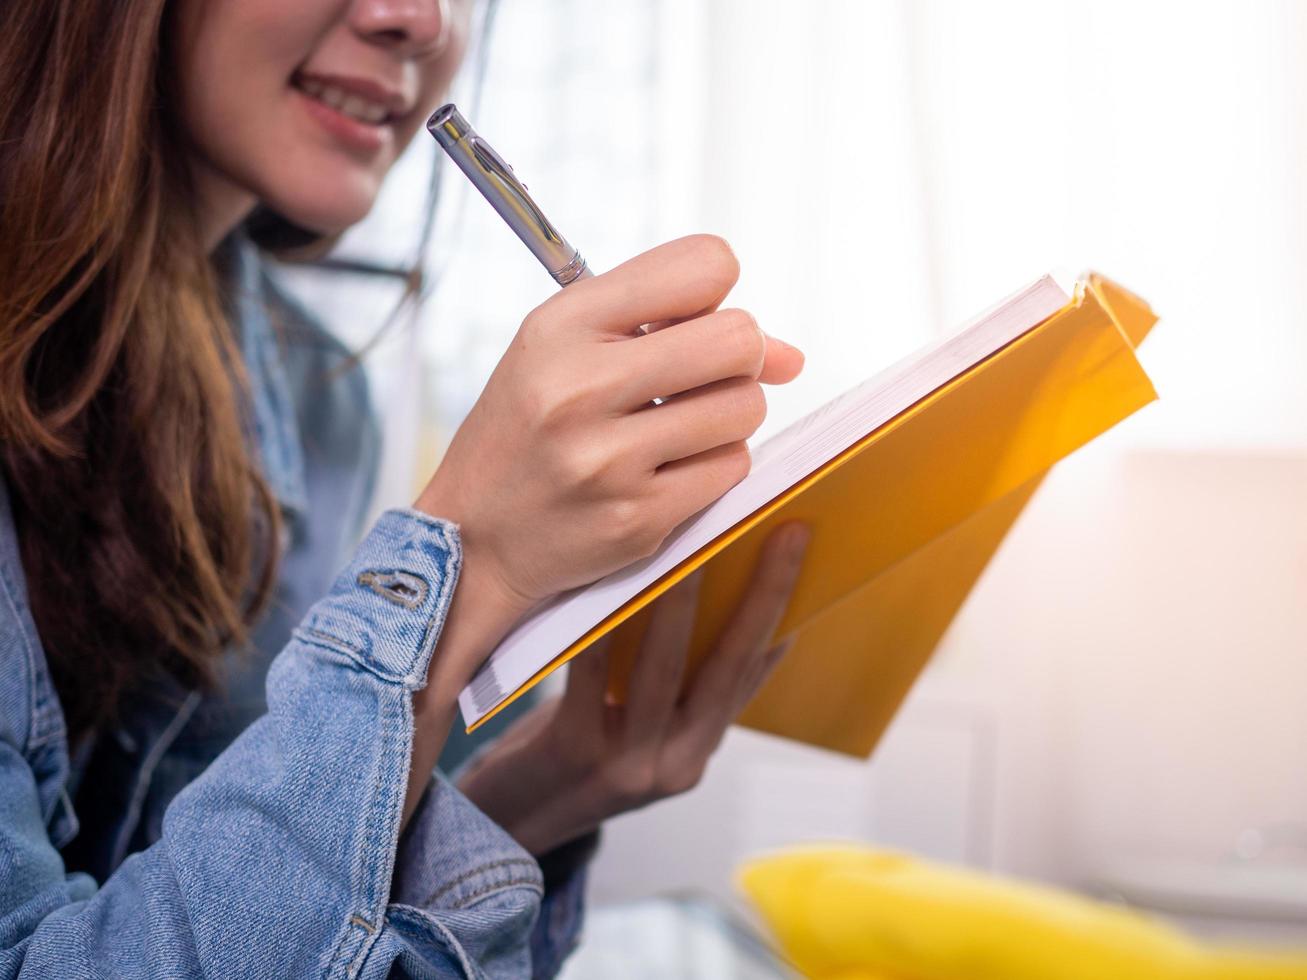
427;104;592;287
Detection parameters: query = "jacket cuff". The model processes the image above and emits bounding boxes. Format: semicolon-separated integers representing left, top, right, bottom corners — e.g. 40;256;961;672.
293;508;460;689
393;776;598;979
390;773;544;975
531;832;598;977
393;773;543;909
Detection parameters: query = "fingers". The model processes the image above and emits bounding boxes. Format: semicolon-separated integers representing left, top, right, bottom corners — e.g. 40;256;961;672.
536;234;740;339
758;334;805;385
648;441;753;526
733;635;796;718
681;523;810;735
615;307;765;403
624;572;702;739
627;378;766;469
613;308;805;406
560;635;613;729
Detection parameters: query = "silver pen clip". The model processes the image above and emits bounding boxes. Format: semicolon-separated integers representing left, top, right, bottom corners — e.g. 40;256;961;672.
428;104;590;287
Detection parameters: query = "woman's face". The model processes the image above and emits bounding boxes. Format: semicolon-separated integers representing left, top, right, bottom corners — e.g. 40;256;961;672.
174;0;472;237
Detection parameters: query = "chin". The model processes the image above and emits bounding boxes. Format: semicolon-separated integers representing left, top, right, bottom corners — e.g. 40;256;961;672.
263;174;383;237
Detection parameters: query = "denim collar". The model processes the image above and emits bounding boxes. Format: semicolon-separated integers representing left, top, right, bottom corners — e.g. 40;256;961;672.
223;236;309;525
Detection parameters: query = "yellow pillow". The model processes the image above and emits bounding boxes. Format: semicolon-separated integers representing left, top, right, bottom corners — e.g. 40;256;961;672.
738;846;1307;980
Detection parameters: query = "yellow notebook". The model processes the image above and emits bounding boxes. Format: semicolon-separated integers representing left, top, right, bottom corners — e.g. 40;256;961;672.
460;272;1158;758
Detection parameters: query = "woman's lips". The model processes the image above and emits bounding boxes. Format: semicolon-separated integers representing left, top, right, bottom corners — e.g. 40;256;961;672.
292;85;393;155
291;73;408;155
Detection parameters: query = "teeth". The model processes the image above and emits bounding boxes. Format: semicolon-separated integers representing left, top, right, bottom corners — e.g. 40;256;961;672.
297;77;389;124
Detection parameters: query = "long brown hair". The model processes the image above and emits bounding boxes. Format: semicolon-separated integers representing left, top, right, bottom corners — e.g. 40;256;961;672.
0;0;279;740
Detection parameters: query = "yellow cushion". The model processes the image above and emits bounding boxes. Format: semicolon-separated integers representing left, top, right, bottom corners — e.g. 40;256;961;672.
738;846;1307;980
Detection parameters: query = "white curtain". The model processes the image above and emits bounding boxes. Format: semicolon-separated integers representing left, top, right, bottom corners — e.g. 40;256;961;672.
301;0;1307;499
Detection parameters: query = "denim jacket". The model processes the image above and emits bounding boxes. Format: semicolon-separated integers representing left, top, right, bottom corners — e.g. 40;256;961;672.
0;240;587;978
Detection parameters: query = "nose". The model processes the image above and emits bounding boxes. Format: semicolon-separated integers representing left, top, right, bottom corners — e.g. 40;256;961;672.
349;0;451;58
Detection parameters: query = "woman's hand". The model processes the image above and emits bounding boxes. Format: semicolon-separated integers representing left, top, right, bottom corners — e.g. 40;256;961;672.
456;522;811;857
403;235;803;827
414;235;804;688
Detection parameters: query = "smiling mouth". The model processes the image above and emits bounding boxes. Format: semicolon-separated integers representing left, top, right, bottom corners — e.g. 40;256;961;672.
292;74;396;126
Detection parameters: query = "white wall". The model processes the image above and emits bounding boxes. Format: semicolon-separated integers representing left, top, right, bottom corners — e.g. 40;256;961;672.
584;444;1307;945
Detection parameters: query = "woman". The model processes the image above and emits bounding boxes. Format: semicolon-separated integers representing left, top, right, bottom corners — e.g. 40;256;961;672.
0;0;810;977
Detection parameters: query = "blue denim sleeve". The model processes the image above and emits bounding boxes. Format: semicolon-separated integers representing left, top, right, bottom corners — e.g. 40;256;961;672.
528;831;598;977
392;781;597;980
0;508;569;979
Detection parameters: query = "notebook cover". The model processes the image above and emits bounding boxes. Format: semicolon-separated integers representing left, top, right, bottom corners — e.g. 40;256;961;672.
467;275;1157;744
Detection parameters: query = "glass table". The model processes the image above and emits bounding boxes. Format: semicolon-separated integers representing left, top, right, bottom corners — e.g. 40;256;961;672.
558;892;800;979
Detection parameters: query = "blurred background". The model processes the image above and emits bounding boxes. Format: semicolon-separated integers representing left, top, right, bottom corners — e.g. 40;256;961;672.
275;0;1307;962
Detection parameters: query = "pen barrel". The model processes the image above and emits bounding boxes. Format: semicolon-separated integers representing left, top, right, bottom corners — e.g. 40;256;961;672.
428;104;590;286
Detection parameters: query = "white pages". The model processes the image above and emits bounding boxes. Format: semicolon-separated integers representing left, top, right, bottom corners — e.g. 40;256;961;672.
459;271;1076;726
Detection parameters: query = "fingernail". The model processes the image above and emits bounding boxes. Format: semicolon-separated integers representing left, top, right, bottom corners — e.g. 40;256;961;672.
785;524;811;560
765;332;800;354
